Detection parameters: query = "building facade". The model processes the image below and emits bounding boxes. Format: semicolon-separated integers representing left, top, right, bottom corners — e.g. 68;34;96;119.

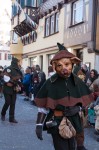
10;0;99;77
0;44;12;67
64;0;99;72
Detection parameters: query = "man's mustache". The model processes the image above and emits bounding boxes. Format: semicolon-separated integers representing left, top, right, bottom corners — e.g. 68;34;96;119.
61;69;68;74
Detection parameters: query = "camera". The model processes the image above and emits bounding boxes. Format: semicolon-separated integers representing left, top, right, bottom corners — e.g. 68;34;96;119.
46;120;57;128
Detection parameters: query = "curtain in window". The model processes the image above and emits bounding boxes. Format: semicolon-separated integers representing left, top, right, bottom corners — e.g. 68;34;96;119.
55;13;59;32
45;18;50;36
50;15;55;34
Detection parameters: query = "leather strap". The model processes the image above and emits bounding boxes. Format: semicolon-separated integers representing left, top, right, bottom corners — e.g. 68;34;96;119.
54;110;63;117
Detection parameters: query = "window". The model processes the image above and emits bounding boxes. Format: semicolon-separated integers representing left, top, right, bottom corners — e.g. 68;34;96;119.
50;15;55;34
33;31;37;42
45;12;59;37
26;0;35;6
12;31;18;44
24;36;28;45
8;54;12;60
45;18;50;36
72;0;84;25
5;53;7;60
55;13;59;32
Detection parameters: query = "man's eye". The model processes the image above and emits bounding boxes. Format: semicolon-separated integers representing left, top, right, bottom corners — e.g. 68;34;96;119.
57;64;62;67
65;64;68;66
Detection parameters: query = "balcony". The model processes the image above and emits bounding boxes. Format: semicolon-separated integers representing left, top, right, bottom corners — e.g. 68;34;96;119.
12;6;38;37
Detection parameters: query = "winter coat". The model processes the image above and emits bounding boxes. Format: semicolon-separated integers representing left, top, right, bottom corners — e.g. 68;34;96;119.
23;73;31;85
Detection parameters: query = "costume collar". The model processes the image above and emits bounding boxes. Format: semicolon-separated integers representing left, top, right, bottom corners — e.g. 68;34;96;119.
50;73;78;85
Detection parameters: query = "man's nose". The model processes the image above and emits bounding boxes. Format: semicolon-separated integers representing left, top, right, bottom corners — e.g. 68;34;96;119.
62;68;68;73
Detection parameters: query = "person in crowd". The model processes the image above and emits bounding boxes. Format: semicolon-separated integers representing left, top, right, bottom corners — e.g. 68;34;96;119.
91;75;99;141
35;64;46;88
0;66;4;98
30;71;41;106
86;69;98;91
1;57;22;123
86;70;98;127
81;64;90;83
73;64;89;83
48;65;55;78
73;64;81;76
34;43;93;150
30;65;46;105
22;67;31;101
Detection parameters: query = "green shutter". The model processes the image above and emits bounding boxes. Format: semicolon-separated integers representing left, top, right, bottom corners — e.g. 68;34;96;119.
27;0;31;6
13;5;17;16
20;0;25;8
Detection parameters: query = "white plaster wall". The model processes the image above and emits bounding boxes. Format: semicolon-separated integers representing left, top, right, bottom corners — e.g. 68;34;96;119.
22;58;29;71
83;48;95;70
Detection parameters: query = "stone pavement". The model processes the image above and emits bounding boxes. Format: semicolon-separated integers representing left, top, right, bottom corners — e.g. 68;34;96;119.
0;94;99;150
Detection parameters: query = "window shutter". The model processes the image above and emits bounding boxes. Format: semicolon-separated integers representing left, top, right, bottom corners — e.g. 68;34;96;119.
26;0;35;6
50;15;55;34
20;0;25;8
13;5;18;16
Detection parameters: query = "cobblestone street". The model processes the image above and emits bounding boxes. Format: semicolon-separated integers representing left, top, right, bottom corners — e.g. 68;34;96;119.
0;94;99;150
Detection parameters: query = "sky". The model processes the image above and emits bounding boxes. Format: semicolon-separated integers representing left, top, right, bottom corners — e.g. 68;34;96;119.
0;0;11;44
0;0;11;17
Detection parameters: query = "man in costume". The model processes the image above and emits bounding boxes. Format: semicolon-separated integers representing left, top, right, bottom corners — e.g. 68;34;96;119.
1;57;22;123
34;43;93;150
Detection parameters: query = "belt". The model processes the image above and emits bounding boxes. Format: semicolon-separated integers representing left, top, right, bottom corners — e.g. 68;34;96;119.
54;110;63;117
54;106;80;117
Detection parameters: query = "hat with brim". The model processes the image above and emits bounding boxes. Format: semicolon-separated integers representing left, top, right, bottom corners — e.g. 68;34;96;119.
50;43;81;65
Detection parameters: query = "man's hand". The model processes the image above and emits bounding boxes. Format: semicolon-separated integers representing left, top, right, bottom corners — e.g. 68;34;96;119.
36;124;43;140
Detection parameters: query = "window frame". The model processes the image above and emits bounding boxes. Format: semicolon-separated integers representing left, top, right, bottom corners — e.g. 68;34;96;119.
71;0;84;26
8;54;12;60
45;12;59;37
55;12;59;32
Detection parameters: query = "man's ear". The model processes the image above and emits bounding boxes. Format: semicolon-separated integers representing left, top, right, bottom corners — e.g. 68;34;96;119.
70;57;81;64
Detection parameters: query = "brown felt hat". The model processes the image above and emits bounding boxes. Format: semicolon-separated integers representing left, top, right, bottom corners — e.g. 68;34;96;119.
50;43;81;65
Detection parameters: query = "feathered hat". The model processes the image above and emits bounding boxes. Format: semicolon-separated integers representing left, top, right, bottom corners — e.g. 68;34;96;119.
50;43;81;64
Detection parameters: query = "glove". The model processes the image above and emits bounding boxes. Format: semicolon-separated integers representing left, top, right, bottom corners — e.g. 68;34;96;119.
36;124;43;140
35;112;46;140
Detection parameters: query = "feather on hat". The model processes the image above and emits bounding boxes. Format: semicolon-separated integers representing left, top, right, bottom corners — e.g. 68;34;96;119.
50;43;81;64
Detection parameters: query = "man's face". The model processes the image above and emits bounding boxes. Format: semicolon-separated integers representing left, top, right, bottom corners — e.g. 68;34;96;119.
55;58;73;78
